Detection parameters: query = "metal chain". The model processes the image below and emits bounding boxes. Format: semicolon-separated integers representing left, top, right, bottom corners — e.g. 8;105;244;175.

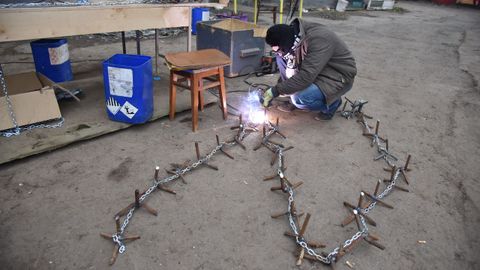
110;102;408;265
0;65;64;138
0;65;20;136
111;133;243;253
1;118;65;138
275;100;408;265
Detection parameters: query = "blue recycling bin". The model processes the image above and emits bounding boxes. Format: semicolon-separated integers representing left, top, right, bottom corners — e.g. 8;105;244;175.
192;7;210;35
30;39;73;83
103;54;153;124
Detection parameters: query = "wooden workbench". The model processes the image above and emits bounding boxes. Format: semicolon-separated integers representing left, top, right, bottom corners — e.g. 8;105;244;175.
0;3;227;164
0;2;227;72
0;3;225;45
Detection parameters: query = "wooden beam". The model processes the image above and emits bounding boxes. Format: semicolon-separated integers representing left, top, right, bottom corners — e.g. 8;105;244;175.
0;4;223;42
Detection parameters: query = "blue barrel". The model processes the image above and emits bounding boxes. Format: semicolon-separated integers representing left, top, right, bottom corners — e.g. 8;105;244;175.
103;54;153;124
192;7;210;35
30;39;73;83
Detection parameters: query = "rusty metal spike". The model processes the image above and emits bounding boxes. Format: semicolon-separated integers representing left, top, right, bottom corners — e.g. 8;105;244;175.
404;154;411;171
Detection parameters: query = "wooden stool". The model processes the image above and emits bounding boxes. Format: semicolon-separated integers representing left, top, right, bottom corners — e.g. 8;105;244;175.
166;50;230;132
256;1;278;24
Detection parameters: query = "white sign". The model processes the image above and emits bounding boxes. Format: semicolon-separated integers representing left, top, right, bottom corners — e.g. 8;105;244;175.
202;10;210;21
48;43;69;65
120;101;138;119
106;97;121;115
108;67;133;98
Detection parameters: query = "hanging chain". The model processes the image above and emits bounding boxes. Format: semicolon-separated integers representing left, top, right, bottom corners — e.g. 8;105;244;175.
0;65;20;137
0;65;65;138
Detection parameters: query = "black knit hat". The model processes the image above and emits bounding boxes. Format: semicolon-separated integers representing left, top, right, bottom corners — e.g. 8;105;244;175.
265;24;296;53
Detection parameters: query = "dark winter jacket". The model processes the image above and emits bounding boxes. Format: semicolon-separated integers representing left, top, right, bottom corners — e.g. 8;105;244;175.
273;18;357;105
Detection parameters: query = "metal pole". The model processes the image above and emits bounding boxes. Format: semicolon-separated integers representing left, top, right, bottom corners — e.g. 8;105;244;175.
136;30;141;55
299;0;303;18
254;0;258;25
187;8;192;52
279;0;284;23
155;29;159;76
121;31;126;54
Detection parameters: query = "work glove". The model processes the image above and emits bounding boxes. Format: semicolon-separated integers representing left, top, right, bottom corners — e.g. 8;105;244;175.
262;87;279;108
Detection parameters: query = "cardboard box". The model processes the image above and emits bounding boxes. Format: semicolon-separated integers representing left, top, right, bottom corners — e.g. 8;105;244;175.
0;72;62;132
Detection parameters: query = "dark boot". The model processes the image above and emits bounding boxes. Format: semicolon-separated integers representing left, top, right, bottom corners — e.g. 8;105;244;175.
314;99;342;121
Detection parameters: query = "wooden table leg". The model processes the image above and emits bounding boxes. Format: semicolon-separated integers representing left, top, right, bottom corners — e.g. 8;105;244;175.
191;74;199;132
218;67;228;120
198;77;205;111
169;71;177;120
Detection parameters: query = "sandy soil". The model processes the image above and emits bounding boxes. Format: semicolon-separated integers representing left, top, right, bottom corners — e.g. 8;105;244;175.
0;2;479;270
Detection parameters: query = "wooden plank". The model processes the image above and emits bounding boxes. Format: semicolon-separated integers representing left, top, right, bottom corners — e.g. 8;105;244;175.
0;3;225;42
0;6;186;42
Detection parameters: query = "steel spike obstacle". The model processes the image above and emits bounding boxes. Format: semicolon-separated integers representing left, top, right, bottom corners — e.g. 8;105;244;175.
362;190;394;209
341;192;376;227
195;142;218;170
254;113;287;151
216;134;234;160
272;211;304;219
166;160;190;184
263;167;287;181
341;97;371;119
155;166;176;195
284;231;325;248
353;210;385;250
114;188;158;218
271;180;303;192
363;120;387;146
100;216;140;265
384;154;412;186
296;213;312;266
135;189;158;215
230;115;256;150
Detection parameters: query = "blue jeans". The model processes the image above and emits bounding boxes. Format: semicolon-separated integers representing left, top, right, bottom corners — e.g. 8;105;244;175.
290;84;346;115
276;55;349;115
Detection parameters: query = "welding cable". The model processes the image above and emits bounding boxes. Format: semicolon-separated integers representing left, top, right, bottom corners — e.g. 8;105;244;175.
207;88;242;116
206;67;274;116
208;82;269;117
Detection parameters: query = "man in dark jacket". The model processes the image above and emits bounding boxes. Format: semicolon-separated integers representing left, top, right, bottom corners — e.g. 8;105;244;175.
262;18;357;120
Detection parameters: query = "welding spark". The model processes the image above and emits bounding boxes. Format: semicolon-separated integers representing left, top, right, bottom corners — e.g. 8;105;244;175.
250;110;266;124
246;90;267;124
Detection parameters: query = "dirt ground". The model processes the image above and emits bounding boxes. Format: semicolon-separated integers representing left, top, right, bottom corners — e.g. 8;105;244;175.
1;2;479;270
